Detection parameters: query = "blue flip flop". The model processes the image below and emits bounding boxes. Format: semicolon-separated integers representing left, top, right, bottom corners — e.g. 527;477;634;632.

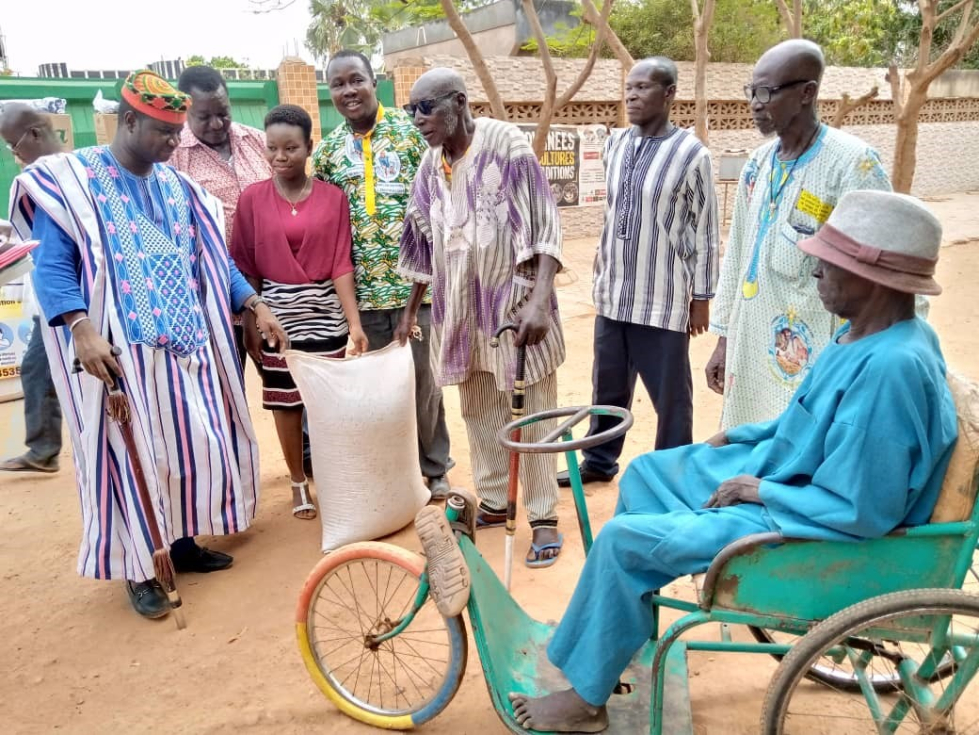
525;533;564;568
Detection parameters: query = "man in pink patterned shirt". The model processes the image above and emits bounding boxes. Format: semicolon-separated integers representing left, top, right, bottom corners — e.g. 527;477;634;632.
172;65;271;369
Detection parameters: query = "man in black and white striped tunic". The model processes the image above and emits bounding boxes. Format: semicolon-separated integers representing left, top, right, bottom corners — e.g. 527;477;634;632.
558;57;720;488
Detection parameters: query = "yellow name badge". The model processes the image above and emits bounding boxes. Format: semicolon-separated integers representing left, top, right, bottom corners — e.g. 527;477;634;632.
796;190;834;223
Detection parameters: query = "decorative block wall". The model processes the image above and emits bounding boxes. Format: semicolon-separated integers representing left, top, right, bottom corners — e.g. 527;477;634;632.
277;58;322;144
393;60;428;107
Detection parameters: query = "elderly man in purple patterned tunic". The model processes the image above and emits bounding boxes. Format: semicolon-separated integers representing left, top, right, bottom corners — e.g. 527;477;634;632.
395;68;566;568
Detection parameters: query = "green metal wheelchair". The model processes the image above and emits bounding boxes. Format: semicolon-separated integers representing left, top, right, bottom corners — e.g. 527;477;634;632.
295;397;979;734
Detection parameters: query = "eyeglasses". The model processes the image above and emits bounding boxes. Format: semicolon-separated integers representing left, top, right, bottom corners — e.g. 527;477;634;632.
4;127;33;154
403;92;457;117
743;80;814;104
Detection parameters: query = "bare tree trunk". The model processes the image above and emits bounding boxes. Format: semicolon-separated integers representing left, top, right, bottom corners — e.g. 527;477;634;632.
892;90;927;193
440;0;507;120
691;0;717;144
889;0;979;192
522;0;559;156
524;0;614;156
581;0;634;68
830;86;879;128
774;0;803;37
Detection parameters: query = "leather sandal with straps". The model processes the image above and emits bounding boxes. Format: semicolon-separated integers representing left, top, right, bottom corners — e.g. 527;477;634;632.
292;479;317;520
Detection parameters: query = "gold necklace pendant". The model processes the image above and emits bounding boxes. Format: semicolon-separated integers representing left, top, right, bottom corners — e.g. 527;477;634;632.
277;176;309;217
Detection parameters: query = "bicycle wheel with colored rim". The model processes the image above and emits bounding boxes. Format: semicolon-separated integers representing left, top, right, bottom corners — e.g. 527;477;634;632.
761;589;979;734
296;542;468;730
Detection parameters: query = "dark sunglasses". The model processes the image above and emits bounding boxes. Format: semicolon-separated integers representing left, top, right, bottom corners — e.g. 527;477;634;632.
403;92;457;117
743;79;814;104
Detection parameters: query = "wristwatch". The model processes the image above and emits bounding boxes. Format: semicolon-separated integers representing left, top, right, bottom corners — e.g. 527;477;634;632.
246;296;266;313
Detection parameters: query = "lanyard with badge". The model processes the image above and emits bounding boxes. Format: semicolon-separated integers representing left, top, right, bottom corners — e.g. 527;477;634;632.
353;104;385;216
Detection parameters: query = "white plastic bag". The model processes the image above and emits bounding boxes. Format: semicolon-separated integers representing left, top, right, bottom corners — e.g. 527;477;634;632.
285;343;430;551
92;90;120;114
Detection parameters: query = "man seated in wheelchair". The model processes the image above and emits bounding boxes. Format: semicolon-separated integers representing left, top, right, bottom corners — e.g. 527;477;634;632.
508;190;959;732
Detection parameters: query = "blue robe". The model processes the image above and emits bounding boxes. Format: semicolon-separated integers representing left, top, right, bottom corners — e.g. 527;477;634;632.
548;317;957;706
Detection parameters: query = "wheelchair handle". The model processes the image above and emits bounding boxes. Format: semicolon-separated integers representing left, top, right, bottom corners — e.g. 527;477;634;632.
496;405;634;455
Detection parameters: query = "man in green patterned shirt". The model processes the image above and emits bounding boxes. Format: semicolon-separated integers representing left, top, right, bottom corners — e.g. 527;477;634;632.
314;50;451;498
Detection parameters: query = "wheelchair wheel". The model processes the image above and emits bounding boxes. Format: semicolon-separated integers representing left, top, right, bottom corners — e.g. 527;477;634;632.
296;542;468;729
761;589;979;734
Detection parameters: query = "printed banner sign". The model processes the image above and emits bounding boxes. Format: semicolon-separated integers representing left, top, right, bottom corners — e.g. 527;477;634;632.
517;124;609;208
0;299;30;381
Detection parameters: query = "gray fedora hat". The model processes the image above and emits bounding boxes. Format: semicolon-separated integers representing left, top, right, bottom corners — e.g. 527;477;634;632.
798;190;942;295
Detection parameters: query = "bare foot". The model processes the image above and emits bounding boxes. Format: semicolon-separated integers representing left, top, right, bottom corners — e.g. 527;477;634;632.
508;688;608;733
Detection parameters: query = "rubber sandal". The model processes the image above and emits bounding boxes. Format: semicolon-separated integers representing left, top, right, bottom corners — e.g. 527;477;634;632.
292;480;317;520
415;506;470;617
476;510;507;529
525;533;564;569
0;454;59;473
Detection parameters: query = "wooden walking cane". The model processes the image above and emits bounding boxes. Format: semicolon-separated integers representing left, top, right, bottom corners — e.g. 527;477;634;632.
74;346;186;629
490;322;526;592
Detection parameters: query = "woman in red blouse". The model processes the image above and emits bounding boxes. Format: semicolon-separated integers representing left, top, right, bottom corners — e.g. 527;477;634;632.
233;104;367;520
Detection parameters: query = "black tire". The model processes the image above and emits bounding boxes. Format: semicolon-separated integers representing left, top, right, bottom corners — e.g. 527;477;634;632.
760;589;979;735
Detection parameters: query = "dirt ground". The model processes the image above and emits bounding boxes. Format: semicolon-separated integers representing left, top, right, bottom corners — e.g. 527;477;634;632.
2;193;978;735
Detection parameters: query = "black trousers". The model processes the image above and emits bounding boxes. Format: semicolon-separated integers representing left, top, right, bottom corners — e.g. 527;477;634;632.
581;316;693;476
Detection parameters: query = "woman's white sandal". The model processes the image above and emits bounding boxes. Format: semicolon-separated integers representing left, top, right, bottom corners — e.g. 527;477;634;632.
292;479;317;520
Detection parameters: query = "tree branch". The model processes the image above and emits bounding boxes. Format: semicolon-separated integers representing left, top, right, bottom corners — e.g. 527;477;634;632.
893;0;979;193
248;0;296;12
888;63;905;116
691;0;716;143
936;0;972;26
704;0;717;28
555;0;614;108
921;17;979;84
774;0;802;37
950;0;975;46
441;0;507;120
581;0;634;68
914;0;979;86
916;0;937;75
522;0;559;156
830;85;879;127
774;0;793;33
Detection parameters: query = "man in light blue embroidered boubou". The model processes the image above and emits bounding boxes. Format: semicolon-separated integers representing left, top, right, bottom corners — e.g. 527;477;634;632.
705;40;892;430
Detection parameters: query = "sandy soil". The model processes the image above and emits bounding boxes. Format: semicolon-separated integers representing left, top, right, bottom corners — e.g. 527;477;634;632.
2;193;978;735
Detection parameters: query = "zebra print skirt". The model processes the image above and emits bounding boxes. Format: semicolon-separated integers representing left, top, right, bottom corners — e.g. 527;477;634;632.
260;279;348;410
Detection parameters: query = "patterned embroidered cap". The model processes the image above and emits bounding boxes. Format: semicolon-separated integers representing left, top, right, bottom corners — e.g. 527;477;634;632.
121;70;191;124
